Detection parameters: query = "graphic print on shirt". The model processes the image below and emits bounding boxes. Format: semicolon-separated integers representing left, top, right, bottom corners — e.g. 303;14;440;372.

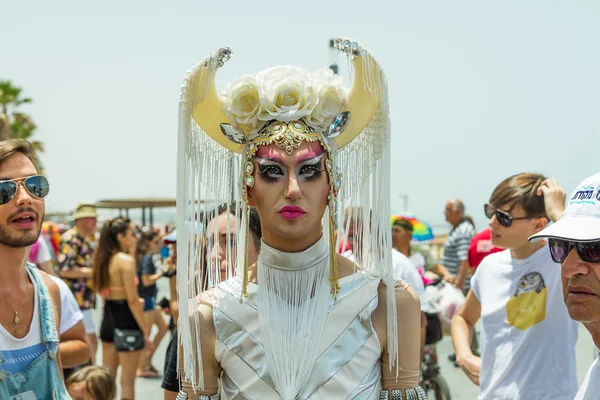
506;272;547;330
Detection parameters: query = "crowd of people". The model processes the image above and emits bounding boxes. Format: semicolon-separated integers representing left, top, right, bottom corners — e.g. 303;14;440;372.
2;141;600;400
2;36;600;400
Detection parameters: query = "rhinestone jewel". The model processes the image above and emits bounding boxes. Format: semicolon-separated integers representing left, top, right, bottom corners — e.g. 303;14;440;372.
272;125;281;131
245;162;253;173
246;176;254;187
333;37;362;60
326;111;350;138
216;47;232;67
286;145;292;152
293;122;303;130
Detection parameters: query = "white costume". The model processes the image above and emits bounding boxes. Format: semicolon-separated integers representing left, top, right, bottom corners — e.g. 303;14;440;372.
176;37;426;400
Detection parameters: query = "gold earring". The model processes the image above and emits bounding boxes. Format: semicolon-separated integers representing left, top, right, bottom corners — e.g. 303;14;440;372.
242;205;250;300
329;205;340;298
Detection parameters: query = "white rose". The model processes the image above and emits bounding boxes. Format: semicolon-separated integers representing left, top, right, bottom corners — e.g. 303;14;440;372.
221;75;264;135
256;66;317;122
305;68;348;130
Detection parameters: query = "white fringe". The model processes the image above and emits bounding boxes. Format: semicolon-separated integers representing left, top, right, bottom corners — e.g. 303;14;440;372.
334;45;398;374
257;247;331;400
177;52;241;391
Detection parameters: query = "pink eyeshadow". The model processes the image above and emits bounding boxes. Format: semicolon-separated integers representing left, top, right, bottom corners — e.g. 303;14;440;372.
255;146;285;163
255;142;326;163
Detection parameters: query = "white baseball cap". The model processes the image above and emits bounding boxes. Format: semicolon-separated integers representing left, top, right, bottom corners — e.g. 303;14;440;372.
162;228;177;244
530;172;600;242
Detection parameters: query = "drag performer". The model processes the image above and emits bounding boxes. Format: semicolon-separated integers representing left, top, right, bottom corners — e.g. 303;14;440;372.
176;37;426;400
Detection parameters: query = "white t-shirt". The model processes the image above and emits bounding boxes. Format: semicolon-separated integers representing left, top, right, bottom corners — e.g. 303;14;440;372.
341;249;425;302
575;357;600;400
392;248;424;301
471;247;578;400
33;237;53;265
0;268;84;375
409;252;426;273
49;275;84;335
0;269;45;374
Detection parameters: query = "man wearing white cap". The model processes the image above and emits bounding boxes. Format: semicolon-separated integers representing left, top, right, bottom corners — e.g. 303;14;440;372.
530;172;600;400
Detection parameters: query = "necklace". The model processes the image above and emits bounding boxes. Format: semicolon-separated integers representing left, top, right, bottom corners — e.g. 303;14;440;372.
0;283;29;325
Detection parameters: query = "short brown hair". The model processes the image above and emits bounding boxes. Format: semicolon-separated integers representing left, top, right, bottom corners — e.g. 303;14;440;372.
489;173;547;218
393;219;413;231
0;139;39;170
66;366;116;400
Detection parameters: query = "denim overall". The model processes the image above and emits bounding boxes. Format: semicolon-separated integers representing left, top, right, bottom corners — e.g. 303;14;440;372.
0;263;70;399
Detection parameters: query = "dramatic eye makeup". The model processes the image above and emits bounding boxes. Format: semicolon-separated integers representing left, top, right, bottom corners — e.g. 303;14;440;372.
257;164;284;183
254;153;326;184
297;159;323;182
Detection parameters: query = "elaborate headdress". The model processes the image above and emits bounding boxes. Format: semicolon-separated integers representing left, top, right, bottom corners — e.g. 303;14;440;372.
177;36;396;389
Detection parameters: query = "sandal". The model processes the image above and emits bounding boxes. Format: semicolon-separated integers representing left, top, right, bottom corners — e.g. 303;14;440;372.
136;366;160;378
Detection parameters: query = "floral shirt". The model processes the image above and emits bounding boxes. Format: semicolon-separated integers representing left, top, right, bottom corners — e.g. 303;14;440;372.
57;227;96;310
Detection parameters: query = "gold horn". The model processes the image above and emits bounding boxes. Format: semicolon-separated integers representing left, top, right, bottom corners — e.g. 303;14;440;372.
190;48;244;154
332;38;384;149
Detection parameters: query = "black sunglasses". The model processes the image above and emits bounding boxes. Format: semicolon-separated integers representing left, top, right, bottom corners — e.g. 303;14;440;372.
0;176;50;205
548;238;600;264
484;204;532;228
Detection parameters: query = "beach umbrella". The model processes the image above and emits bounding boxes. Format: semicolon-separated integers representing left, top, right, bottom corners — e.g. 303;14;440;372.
391;212;434;242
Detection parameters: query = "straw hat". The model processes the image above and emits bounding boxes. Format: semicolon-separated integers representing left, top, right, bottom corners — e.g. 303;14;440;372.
72;203;98;220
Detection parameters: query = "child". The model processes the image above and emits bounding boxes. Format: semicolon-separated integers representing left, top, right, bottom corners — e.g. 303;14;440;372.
66;366;116;400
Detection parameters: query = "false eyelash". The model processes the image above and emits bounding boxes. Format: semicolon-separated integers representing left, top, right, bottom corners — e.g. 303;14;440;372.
257;165;282;184
299;162;324;182
301;166;323;183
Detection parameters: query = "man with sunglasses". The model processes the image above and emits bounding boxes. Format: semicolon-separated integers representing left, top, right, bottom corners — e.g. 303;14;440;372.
0;139;74;397
451;173;578;400
529;172;600;400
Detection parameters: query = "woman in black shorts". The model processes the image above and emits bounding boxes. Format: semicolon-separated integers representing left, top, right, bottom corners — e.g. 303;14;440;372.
93;217;149;400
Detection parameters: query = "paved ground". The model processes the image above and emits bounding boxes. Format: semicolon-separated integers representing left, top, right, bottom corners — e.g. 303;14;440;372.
93;278;598;399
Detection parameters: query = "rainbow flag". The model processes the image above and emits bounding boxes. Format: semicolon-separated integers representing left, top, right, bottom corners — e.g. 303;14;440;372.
391;212;434;242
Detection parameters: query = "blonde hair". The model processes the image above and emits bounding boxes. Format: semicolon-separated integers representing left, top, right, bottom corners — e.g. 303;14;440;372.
66;366;116;400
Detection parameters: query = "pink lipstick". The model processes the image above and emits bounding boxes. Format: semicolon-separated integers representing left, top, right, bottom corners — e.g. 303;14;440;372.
278;205;306;220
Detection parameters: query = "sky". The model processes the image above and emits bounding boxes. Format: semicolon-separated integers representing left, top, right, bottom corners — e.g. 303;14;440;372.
3;1;599;232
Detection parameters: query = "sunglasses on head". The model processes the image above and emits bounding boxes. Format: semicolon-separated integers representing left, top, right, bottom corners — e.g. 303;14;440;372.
484;204;533;228
0;176;50;205
548;238;600;264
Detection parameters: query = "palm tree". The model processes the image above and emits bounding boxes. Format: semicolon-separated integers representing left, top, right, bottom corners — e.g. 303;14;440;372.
0;81;44;169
